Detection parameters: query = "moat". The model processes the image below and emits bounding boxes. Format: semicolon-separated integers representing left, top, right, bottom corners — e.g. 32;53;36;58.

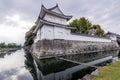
0;49;120;80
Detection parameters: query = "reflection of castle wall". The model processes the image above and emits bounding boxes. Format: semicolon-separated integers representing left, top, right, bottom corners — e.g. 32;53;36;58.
32;39;119;59
36;50;118;76
36;56;113;80
24;49;38;80
63;50;119;63
36;58;77;75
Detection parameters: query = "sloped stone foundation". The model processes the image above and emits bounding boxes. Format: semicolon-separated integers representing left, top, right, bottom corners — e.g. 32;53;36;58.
31;39;119;59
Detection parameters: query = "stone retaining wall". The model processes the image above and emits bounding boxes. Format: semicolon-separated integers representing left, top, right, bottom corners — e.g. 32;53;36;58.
31;39;119;59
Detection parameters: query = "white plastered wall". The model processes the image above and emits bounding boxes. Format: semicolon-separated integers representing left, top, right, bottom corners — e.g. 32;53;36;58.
43;14;67;25
43;25;54;40
54;27;66;39
34;25;111;43
66;34;111;42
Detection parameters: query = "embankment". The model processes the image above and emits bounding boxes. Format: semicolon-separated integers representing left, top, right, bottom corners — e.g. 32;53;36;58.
31;39;119;59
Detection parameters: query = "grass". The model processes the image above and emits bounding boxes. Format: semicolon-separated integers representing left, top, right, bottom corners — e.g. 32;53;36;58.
93;61;120;80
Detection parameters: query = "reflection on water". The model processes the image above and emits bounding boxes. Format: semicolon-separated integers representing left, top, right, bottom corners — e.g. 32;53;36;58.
0;50;17;58
0;49;119;80
24;49;38;80
0;49;33;80
35;50;119;80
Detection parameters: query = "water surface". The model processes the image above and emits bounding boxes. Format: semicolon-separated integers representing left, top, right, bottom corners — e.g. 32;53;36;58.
0;49;33;80
0;49;119;80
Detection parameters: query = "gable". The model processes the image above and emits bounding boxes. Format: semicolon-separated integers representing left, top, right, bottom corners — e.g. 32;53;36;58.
50;7;64;15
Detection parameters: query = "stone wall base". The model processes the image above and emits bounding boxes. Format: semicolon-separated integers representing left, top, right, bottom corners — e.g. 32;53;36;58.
31;39;119;59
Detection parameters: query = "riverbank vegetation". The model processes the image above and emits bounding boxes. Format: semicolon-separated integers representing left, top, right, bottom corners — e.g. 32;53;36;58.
0;42;21;52
93;61;120;80
24;25;36;47
69;17;105;36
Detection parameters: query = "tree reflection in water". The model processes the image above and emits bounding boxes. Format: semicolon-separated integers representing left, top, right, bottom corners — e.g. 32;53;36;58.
24;49;38;80
0;49;18;58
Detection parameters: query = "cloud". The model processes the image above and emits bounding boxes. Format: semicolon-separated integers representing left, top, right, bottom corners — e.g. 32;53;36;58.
64;0;120;33
5;14;32;29
0;50;33;80
0;14;34;44
0;0;120;44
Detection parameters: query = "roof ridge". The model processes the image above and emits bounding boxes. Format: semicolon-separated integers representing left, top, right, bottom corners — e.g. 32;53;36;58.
40;5;72;20
47;4;64;15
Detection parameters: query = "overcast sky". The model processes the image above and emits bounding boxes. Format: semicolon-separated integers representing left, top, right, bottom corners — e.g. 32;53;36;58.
0;0;120;44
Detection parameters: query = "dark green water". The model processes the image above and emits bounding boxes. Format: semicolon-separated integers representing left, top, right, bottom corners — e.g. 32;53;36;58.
0;49;119;80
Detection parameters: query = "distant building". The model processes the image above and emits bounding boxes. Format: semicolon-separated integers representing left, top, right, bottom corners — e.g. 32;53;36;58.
106;32;118;41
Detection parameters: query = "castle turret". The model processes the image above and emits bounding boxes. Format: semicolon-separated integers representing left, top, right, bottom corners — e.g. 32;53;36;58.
34;4;75;42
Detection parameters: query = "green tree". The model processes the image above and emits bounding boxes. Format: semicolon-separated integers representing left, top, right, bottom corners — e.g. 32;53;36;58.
0;42;6;48
0;42;21;48
24;25;37;46
69;17;92;34
69;19;79;32
7;43;17;48
78;17;92;33
92;24;105;36
69;17;105;36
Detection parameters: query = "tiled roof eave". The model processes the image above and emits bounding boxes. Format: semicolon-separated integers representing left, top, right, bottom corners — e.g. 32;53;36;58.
40;6;72;20
39;19;75;29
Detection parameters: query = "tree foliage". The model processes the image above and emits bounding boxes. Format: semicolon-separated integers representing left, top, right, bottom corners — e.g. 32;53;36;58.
69;17;105;36
24;25;37;46
69;17;92;33
0;42;21;48
0;43;6;48
92;24;105;36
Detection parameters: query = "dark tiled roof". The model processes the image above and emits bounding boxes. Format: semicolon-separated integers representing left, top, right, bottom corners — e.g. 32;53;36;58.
107;32;120;36
39;18;76;29
33;19;76;34
40;5;72;20
48;4;64;15
48;4;59;10
36;5;72;25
